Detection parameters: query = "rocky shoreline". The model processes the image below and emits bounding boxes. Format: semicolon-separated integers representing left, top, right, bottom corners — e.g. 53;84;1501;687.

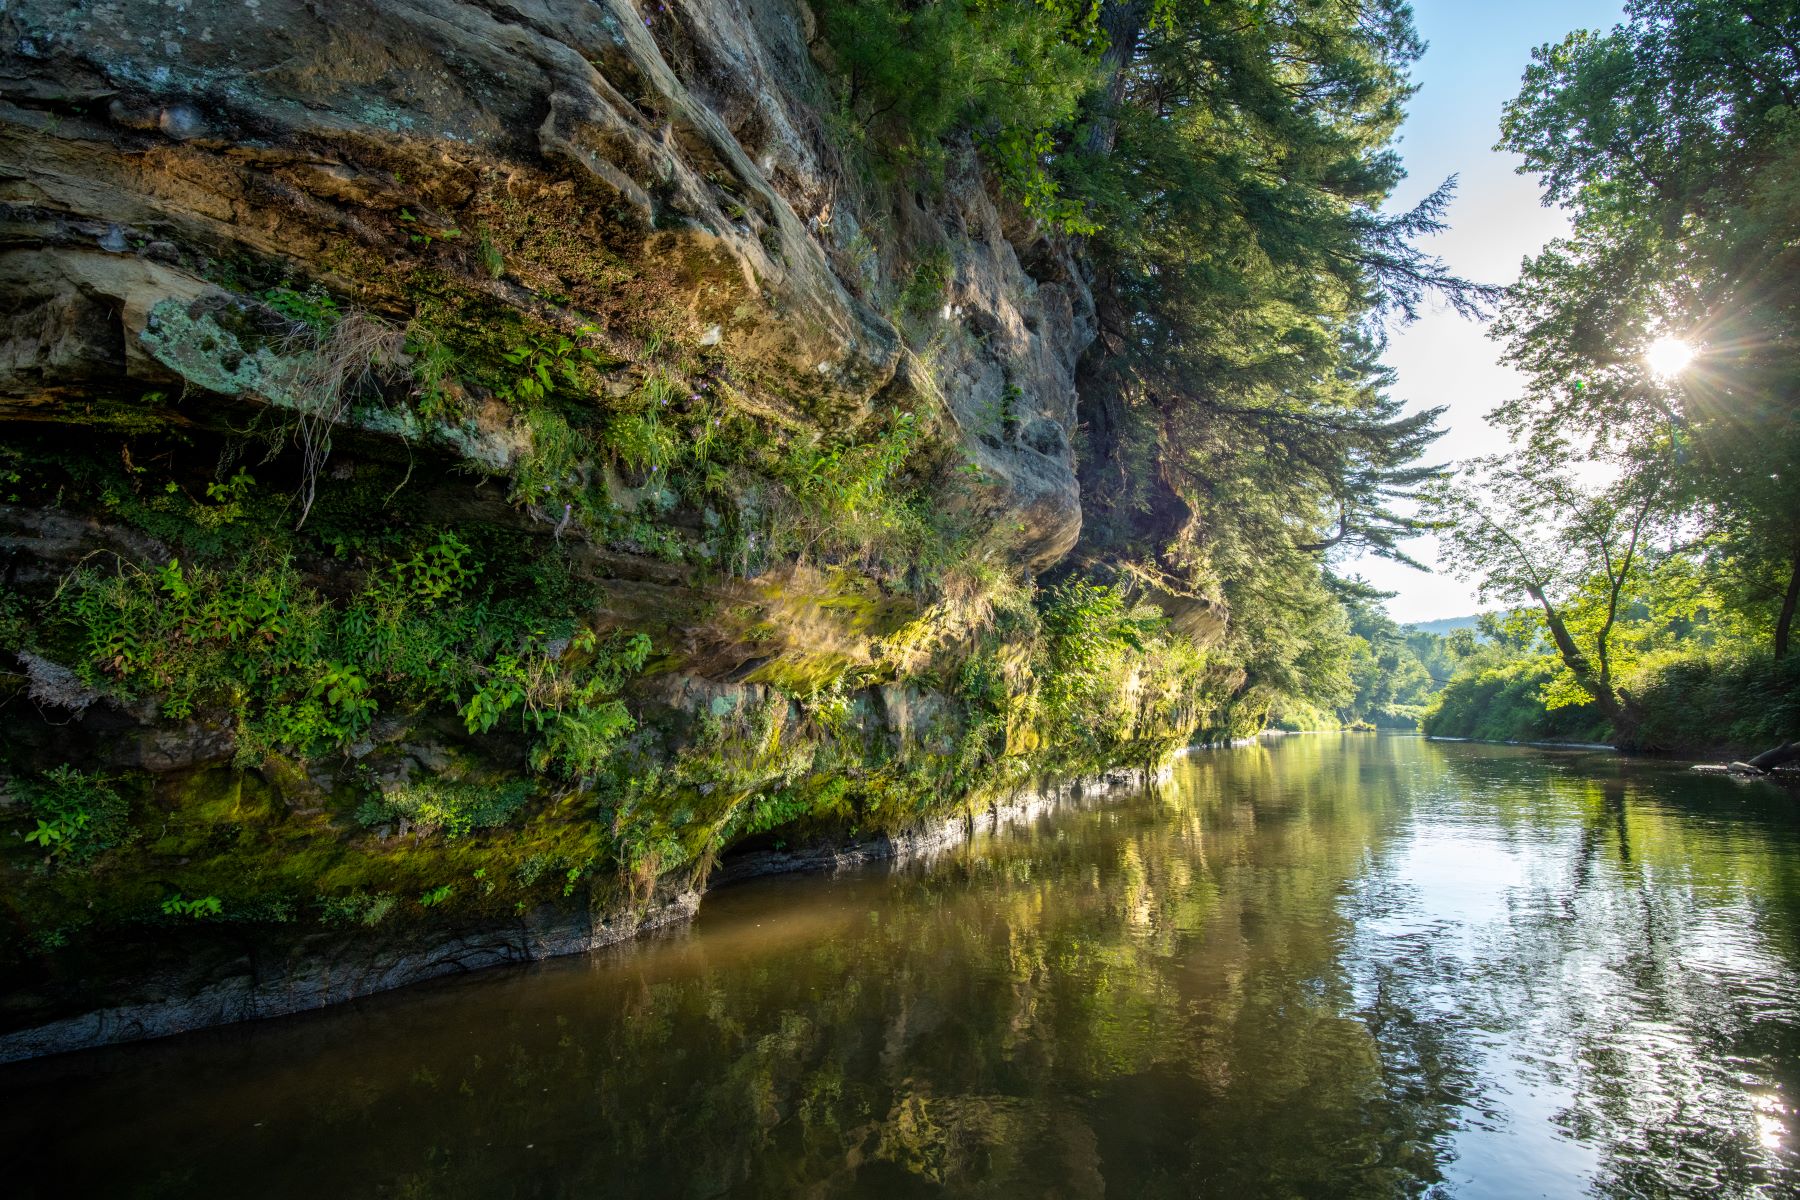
0;764;1162;1064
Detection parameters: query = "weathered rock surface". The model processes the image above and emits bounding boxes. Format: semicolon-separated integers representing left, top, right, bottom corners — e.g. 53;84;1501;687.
0;889;702;1063
0;0;1091;557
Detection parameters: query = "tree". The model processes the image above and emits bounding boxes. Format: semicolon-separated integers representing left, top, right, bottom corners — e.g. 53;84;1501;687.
1429;455;1665;738
1494;0;1800;658
1064;0;1494;722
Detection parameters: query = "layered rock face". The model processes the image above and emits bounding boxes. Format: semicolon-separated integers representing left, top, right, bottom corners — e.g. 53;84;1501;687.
1;0;1088;560
0;0;1216;1051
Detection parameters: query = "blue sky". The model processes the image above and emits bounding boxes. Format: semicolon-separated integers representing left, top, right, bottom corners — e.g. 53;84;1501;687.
1343;0;1626;623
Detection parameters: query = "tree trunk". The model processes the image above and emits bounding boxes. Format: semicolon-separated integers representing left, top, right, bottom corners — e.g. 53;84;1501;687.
1528;584;1635;737
1747;741;1798;772
1082;0;1148;157
1776;543;1800;660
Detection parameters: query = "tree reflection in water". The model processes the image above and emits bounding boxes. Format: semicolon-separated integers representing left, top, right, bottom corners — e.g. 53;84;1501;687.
3;735;1797;1199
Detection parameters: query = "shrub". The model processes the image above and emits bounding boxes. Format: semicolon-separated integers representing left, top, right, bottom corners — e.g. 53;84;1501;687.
1626;650;1800;754
18;766;131;865
55;533;648;774
319;890;398;927
1421;655;1609;744
1424;645;1800;754
160;893;222;919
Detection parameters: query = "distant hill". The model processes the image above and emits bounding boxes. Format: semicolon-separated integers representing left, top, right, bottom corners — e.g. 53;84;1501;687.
1404;614;1483;636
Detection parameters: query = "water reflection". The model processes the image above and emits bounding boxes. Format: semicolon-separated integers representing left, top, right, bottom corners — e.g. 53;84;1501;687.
2;735;1797;1198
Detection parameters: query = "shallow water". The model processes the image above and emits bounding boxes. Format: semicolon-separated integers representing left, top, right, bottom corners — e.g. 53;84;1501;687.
4;734;1799;1198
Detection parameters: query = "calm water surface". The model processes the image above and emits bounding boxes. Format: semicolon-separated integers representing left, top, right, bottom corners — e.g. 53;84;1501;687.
4;734;1799;1198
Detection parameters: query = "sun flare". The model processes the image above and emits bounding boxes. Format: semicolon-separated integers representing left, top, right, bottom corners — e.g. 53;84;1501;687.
1645;335;1697;379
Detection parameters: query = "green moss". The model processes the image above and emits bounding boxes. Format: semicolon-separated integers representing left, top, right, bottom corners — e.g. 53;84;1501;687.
743;653;857;695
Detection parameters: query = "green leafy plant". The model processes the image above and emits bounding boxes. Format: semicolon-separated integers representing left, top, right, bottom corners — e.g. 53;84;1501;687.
900;249;953;318
460;653;530;734
161;893;222;919
388;531;477;601
319;890;398;927
311;662;378;739
262;283;342;331
18;766;130;865
815;0;1102;229
498;327;605;404
360;779;534;839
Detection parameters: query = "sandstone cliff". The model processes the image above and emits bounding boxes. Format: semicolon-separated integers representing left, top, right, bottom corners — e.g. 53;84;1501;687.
0;0;1228;1051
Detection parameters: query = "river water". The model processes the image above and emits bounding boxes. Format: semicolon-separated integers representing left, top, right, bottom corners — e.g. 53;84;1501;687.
4;734;1799;1198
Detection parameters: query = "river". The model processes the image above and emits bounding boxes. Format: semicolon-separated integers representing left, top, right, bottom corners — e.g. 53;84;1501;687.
3;734;1798;1198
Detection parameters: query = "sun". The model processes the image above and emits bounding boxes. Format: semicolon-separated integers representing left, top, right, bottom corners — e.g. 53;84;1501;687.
1645;335;1696;379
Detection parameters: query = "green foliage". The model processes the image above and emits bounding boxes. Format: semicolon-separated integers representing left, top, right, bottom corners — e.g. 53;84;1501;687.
388;531;478;601
54;530;646;772
160;893;223;919
358;779;535;839
756;411;966;577
460;658;528;734
17;766;130;865
1039;581;1158;673
1492;0;1800;660
1422;549;1800;752
1058;0;1485;728
1422;654;1609;745
319;890;398;927
418;884;455;908
781;413;920;525
1032;580;1206;757
461;628;651;778
899;249;953;318
509;406;590;513
1335;590;1445;730
498;327;606;405
404;327;461;423
1625;650;1800;754
1427;452;1664;727
261;282;341;331
816;0;1102;229
989;126;1099;233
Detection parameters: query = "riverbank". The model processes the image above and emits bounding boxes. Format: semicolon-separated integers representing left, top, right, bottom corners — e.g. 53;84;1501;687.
1426;733;1800;781
0;765;1162;1064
